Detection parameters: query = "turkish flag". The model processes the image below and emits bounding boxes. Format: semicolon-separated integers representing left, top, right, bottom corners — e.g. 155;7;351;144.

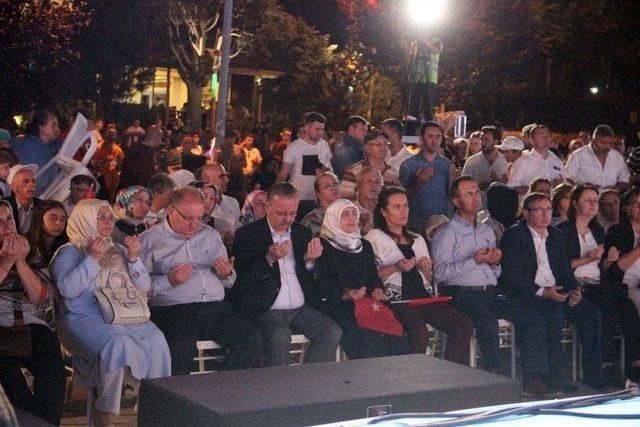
354;297;403;337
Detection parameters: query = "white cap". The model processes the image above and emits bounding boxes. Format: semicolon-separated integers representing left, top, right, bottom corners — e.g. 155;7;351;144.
7;164;38;185
168;169;196;189
496;136;524;151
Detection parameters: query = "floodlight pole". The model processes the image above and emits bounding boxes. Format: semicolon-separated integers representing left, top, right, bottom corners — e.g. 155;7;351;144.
215;0;233;148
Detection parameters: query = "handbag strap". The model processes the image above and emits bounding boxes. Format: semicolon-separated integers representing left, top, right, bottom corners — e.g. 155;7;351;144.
14;308;25;327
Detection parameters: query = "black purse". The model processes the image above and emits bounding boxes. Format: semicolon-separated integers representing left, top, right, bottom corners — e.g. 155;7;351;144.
0;308;32;359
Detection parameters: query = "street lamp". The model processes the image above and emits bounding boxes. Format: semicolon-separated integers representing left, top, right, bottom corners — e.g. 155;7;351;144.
406;0;447;28
589;86;599;95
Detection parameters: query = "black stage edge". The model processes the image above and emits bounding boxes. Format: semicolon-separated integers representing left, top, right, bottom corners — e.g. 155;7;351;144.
138;354;520;427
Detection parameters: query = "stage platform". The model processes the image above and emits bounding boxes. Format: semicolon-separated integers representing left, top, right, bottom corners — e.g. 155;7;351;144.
138;354;520;427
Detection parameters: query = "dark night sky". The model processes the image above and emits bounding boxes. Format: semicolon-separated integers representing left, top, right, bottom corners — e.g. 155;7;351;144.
279;0;349;45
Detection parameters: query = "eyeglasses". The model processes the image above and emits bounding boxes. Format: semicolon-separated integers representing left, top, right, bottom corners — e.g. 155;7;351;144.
172;206;204;224
96;213;116;222
527;207;553;214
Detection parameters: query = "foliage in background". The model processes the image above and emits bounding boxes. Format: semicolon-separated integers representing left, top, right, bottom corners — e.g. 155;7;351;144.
0;0;90;124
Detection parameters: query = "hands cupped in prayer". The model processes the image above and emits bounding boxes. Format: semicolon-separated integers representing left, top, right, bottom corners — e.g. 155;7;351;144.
87;237;109;262
214;256;234;279
168;263;193;286
124;236;142;262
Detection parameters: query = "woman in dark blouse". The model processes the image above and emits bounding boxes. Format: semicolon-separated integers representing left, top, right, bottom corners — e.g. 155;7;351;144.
600;186;640;381
559;184;640;383
316;199;408;359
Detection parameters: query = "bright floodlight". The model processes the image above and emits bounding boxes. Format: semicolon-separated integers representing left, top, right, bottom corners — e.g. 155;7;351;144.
589;86;599;95
407;0;447;27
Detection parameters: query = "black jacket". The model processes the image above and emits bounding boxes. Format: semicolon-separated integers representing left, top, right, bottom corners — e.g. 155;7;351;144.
3;194;42;234
499;220;576;300
602;221;636;286
231;218;319;320
556;220;605;263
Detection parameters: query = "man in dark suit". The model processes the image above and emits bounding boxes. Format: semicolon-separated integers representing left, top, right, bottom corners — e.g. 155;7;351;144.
500;192;606;391
233;183;342;367
3;164;42;235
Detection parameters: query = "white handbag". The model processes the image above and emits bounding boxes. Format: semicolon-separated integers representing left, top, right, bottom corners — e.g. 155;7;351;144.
95;270;150;325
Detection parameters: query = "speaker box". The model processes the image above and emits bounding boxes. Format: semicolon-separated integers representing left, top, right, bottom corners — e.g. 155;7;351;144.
138;354;520;427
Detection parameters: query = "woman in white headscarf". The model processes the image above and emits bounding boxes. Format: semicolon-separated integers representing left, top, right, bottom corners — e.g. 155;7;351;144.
315;199;408;359
50;199;170;425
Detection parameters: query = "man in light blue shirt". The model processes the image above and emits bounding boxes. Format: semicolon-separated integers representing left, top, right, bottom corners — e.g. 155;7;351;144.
433;176;555;398
9;110;62;196
140;187;262;375
399;121;454;232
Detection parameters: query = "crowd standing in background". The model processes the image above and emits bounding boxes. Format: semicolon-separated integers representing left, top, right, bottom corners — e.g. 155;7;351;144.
3;108;640;425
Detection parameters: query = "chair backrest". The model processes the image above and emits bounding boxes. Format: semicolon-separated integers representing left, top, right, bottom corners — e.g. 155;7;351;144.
35;113;98;202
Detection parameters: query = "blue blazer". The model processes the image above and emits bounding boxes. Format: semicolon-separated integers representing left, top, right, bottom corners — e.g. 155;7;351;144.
499;220;576;300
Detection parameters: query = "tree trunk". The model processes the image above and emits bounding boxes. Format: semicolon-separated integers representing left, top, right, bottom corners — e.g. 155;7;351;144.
185;79;204;131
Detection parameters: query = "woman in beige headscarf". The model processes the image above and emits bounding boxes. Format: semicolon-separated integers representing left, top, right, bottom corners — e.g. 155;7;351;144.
50;199;170;425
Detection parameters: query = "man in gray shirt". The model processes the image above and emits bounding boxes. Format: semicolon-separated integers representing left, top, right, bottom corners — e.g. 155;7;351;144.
140;187;262;375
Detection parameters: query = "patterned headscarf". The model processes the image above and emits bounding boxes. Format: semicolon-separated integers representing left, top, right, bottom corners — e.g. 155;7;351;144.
320;199;362;253
114;185;151;222
240;190;267;225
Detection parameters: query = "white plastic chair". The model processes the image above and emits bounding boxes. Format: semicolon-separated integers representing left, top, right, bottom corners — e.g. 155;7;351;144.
193;334;313;374
469;319;517;379
35;112;98;201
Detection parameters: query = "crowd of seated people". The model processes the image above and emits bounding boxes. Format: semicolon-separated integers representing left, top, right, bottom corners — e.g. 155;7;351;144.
3;110;640;426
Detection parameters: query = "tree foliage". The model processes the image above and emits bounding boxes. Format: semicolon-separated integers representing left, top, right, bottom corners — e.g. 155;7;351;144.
0;0;90;120
332;0;640;132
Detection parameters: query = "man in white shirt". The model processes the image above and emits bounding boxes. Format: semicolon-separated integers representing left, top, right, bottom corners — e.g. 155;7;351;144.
277;112;333;218
381;118;412;173
233;183;342;366
564;124;630;191
500;192;606;391
200;163;240;241
508;124;564;194
462;125;507;190
241;133;263;177
490;136;524;183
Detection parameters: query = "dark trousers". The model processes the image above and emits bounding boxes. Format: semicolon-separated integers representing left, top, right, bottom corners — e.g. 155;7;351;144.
523;296;603;383
257;307;342;366
584;284;640;369
319;301;408;359
392;303;473;364
151;301;263;375
0;324;66;426
408;82;437;121
443;286;549;382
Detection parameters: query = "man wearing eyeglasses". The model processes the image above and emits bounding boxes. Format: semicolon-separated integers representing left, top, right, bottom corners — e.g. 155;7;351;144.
500;192;606;391
4;164;41;235
433;176;553;398
339;131;400;200
140;186;262;375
